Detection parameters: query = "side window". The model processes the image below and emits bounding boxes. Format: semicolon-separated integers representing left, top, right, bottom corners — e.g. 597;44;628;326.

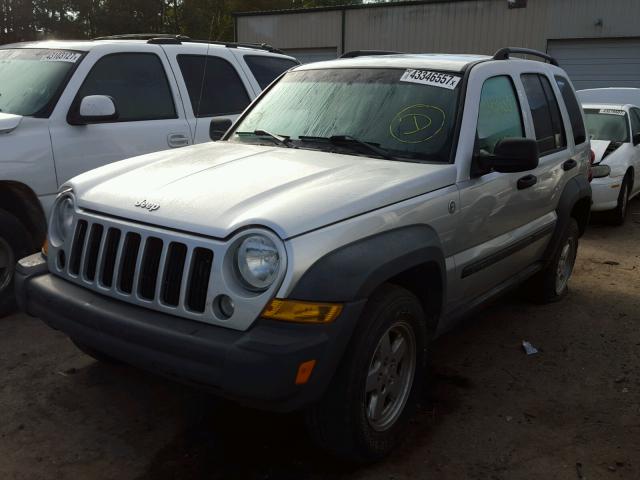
244;55;299;89
555;75;587;145
521;73;567;155
630;108;640;137
177;55;251;117
476;75;524;154
76;53;176;122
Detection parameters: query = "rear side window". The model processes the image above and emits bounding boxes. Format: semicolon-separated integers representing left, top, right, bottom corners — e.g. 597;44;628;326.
178;55;251;117
476;75;524;154
555;76;587;145
77;53;176;122
521;73;567;155
244;55;299;89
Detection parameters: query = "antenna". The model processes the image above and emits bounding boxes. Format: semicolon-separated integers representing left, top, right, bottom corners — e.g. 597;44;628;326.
193;15;217;145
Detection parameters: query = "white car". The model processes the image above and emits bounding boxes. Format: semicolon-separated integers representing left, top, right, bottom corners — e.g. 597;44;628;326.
578;89;640;224
0;34;297;314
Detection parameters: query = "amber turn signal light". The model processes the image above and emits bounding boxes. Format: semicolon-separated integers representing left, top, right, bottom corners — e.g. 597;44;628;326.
261;299;343;324
42;239;49;256
295;360;316;385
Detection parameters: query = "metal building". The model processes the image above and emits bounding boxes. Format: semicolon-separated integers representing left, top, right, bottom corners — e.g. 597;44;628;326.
234;0;640;89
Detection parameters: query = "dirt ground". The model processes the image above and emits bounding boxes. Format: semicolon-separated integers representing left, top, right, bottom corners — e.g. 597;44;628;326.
1;198;639;480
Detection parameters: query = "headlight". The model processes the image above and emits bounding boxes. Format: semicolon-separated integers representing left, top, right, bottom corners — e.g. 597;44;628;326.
591;164;611;178
235;234;280;291
50;193;75;246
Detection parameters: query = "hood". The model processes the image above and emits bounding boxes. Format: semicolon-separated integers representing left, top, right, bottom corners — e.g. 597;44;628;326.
0;113;23;134
591;140;611;164
71;142;456;239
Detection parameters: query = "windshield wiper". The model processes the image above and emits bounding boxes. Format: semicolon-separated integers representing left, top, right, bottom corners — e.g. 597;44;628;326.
236;129;295;148
299;135;396;160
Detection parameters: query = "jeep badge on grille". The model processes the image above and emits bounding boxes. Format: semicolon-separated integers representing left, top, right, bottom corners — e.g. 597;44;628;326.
135;200;160;212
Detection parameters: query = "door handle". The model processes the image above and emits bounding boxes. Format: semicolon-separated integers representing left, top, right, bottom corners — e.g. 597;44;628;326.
167;133;190;148
562;159;577;171
517;174;537;190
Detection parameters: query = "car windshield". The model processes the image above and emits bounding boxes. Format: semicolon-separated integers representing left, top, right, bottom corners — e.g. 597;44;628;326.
0;48;82;116
584;108;630;143
230;68;462;163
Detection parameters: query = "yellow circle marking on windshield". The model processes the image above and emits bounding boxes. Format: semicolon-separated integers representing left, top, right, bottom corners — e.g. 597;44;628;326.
390;104;446;144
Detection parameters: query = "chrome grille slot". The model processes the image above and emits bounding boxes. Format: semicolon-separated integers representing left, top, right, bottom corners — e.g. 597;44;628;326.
84;223;104;281
69;220;88;275
161;242;188;306
138;237;163;300
119;232;141;294
187;247;213;313
100;228;121;287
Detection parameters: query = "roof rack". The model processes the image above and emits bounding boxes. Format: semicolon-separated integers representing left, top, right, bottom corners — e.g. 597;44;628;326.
92;34;284;53
493;47;559;66
340;50;404;59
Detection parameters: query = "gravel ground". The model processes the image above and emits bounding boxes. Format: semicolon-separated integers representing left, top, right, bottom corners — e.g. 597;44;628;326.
1;197;639;480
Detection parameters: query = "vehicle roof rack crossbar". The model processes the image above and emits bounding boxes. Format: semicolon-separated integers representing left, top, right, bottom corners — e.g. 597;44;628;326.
340;50;404;59
92;34;283;53
493;47;559;66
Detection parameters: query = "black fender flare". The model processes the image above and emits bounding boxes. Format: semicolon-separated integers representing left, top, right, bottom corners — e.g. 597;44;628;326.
544;174;591;264
289;225;446;306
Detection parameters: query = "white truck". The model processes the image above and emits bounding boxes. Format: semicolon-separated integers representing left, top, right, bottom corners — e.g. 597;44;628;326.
0;35;298;314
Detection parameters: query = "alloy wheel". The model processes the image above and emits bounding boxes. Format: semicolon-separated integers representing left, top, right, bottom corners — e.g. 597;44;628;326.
0;237;14;293
365;321;417;432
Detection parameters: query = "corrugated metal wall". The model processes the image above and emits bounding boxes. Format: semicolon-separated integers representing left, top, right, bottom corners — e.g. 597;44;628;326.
236;0;640;56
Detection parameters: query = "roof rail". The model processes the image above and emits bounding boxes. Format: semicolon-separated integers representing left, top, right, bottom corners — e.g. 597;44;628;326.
340;50;404;59
92;34;284;53
493;47;559;66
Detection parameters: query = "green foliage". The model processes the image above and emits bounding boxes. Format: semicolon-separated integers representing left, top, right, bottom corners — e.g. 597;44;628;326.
0;0;365;44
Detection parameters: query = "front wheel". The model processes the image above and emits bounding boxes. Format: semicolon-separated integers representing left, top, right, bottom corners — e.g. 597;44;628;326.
305;284;428;462
605;176;630;226
0;209;32;317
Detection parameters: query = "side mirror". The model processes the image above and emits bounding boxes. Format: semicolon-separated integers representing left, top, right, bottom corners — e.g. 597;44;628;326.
633;132;640;146
73;95;118;124
210;118;233;141
475;138;539;174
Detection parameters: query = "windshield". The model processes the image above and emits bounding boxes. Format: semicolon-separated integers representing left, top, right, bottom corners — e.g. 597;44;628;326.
584;108;630;143
230;68;462;162
0;49;82;116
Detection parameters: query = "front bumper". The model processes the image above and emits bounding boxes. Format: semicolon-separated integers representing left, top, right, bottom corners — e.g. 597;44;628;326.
15;253;365;412
591;176;623;211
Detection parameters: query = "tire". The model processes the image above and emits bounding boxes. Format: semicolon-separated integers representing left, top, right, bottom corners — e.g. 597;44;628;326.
305;284;429;462
0;209;32;317
530;218;580;303
605;175;631;226
72;339;122;365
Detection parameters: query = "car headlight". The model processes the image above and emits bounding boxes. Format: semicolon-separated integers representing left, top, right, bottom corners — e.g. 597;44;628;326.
235;234;280;291
591;164;611;178
50;192;75;246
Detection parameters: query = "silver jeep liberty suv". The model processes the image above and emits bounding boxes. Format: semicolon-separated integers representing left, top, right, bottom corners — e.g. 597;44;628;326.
17;47;591;461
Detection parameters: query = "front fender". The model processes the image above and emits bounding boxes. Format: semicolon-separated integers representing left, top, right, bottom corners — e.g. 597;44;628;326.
289;225;445;303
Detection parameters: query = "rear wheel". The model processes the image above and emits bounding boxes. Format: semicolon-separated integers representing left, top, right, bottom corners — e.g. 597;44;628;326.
305;284;428;462
606;175;631;226
530;218;579;303
0;209;32;317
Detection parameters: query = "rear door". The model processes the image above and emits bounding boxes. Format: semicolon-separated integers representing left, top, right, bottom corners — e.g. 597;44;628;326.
162;45;255;144
50;45;191;184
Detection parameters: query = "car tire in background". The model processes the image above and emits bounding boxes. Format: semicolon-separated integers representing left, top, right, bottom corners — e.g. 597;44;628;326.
0;209;31;317
305;284;429;462
529;218;580;304
605;174;631;226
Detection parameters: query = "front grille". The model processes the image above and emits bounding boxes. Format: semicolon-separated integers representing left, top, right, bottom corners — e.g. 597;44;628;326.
65;218;213;314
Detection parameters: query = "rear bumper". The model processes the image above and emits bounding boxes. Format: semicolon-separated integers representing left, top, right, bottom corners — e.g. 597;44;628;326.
15;254;365;412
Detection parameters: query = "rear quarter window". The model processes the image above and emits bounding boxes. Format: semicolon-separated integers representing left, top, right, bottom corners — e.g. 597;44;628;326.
555;76;587;145
244;55;299;89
